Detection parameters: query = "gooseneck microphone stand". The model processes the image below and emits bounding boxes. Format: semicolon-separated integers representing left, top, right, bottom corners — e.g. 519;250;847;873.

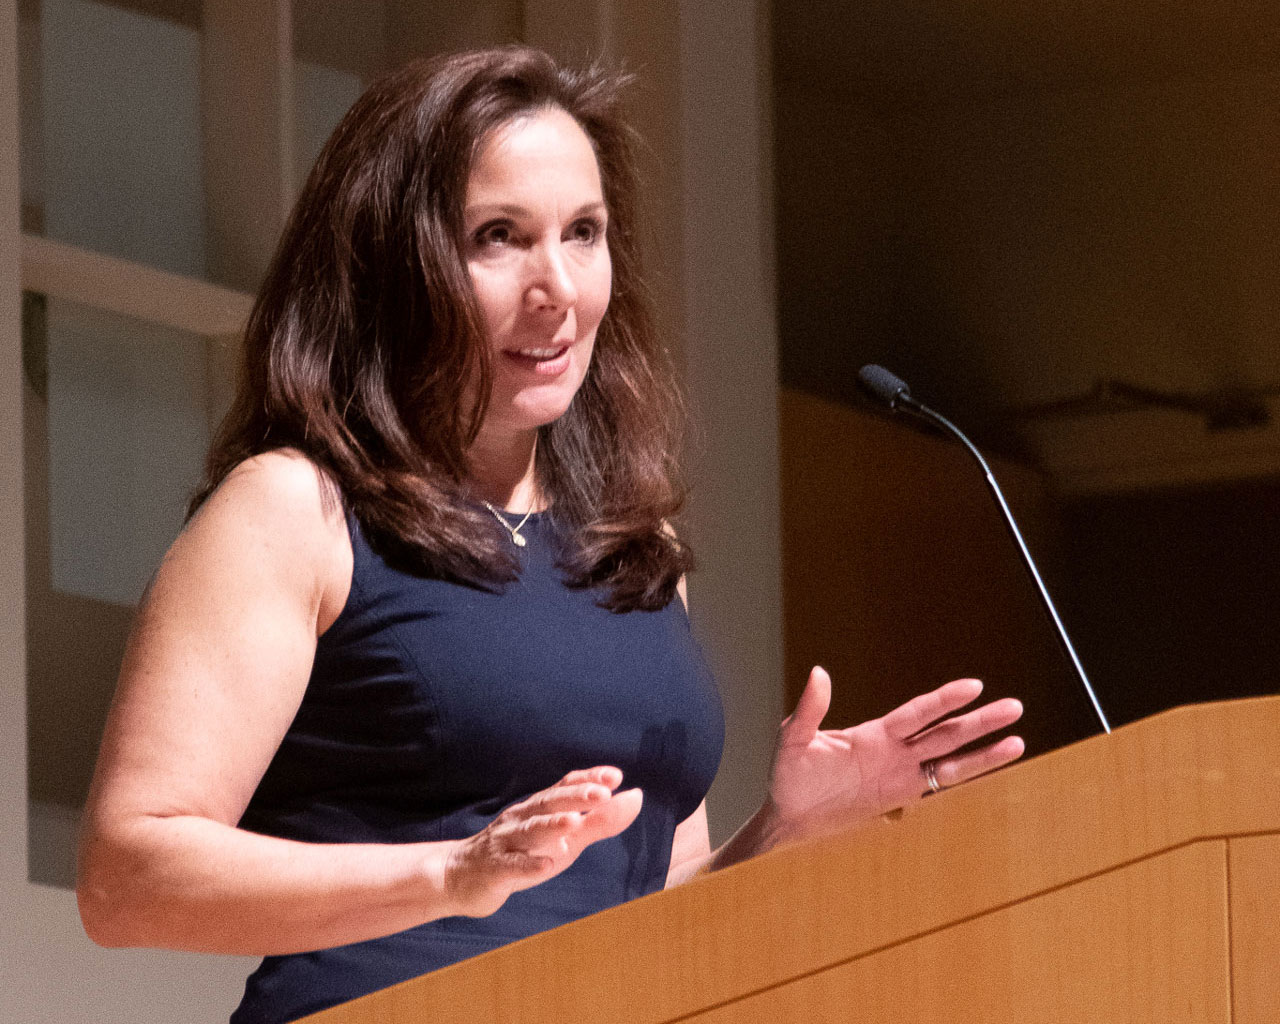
857;364;1112;735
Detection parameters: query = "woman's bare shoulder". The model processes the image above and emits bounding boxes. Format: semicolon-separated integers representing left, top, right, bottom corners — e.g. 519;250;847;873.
86;450;353;832
205;449;342;521
179;449;353;632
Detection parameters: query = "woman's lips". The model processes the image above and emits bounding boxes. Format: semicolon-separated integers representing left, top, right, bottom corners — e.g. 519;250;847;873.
502;344;571;375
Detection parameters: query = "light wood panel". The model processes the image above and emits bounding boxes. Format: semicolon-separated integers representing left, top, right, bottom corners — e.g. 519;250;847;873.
1228;833;1280;1024
688;841;1230;1024
20;233;252;337
200;0;293;292
304;698;1280;1023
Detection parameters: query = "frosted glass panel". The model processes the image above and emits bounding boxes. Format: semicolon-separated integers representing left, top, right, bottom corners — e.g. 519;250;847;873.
38;0;206;277
46;299;212;607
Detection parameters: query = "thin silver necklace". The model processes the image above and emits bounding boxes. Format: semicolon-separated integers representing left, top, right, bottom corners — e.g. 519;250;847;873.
482;500;534;548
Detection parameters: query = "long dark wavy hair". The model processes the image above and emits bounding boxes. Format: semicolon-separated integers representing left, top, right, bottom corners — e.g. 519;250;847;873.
190;46;692;612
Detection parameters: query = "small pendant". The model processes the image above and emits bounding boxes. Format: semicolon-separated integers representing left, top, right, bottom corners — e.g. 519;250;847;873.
513;533;527;547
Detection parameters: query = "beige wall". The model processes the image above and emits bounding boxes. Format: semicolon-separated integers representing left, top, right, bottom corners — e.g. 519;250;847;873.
674;0;781;842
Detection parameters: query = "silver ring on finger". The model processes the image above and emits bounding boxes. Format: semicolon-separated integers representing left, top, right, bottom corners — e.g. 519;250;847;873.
922;759;942;794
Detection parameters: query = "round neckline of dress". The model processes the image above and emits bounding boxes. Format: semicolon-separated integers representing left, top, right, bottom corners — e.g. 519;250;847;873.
486;506;548;519
471;501;554;532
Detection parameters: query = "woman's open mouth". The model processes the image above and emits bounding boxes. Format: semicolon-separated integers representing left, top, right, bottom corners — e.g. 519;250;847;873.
503;345;571;375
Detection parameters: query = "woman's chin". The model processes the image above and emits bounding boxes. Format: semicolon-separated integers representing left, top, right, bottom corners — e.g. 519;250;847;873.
496;383;586;428
486;397;577;435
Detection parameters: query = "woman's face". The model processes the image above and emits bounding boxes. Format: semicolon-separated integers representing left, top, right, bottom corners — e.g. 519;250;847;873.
463;106;612;440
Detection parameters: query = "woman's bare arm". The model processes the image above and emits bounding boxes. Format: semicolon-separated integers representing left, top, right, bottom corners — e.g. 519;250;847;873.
664;801;711;888
77;451;640;955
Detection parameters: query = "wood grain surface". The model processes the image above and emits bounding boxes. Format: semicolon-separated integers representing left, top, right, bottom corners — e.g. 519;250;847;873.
688;841;1230;1024
1228;833;1280;1024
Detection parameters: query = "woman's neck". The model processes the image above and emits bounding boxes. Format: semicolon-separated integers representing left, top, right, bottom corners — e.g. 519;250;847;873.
466;425;542;513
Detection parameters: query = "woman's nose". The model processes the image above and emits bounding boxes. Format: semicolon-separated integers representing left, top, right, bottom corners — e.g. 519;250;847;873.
525;244;578;310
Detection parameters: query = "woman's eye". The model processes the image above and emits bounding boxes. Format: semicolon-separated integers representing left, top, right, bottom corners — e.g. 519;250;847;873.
475;222;513;247
570;218;604;245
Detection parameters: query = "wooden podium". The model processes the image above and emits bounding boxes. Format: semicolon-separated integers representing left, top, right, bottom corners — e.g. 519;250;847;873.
305;697;1280;1023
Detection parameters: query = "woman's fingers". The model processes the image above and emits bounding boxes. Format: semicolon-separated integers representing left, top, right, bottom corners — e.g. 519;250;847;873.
486;788;643;882
908;697;1024;762
555;766;623;790
881;678;984;741
579;786;644;843
513;780;615;817
501;787;643;851
927;734;1026;790
493;767;639;859
503;765;626;821
448;778;643;917
781;666;832;743
490;773;641;863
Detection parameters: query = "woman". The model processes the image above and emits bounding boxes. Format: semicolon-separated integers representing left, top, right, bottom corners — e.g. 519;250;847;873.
76;47;1024;1023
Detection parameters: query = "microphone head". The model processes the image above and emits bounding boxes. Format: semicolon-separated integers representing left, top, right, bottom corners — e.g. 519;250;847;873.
857;364;911;408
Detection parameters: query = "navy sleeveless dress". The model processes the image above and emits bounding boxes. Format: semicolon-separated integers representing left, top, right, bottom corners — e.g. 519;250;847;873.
230;512;724;1023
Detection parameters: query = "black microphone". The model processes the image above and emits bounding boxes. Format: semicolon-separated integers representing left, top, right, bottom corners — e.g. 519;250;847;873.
857;364;1111;735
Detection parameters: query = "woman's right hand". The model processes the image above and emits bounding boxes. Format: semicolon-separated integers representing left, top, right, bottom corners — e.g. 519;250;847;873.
444;767;643;917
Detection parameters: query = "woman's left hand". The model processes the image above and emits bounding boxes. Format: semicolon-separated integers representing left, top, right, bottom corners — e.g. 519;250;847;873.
763;667;1025;843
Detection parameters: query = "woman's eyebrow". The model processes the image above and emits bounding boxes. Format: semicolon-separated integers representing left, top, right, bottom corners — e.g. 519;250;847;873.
464;200;607;221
